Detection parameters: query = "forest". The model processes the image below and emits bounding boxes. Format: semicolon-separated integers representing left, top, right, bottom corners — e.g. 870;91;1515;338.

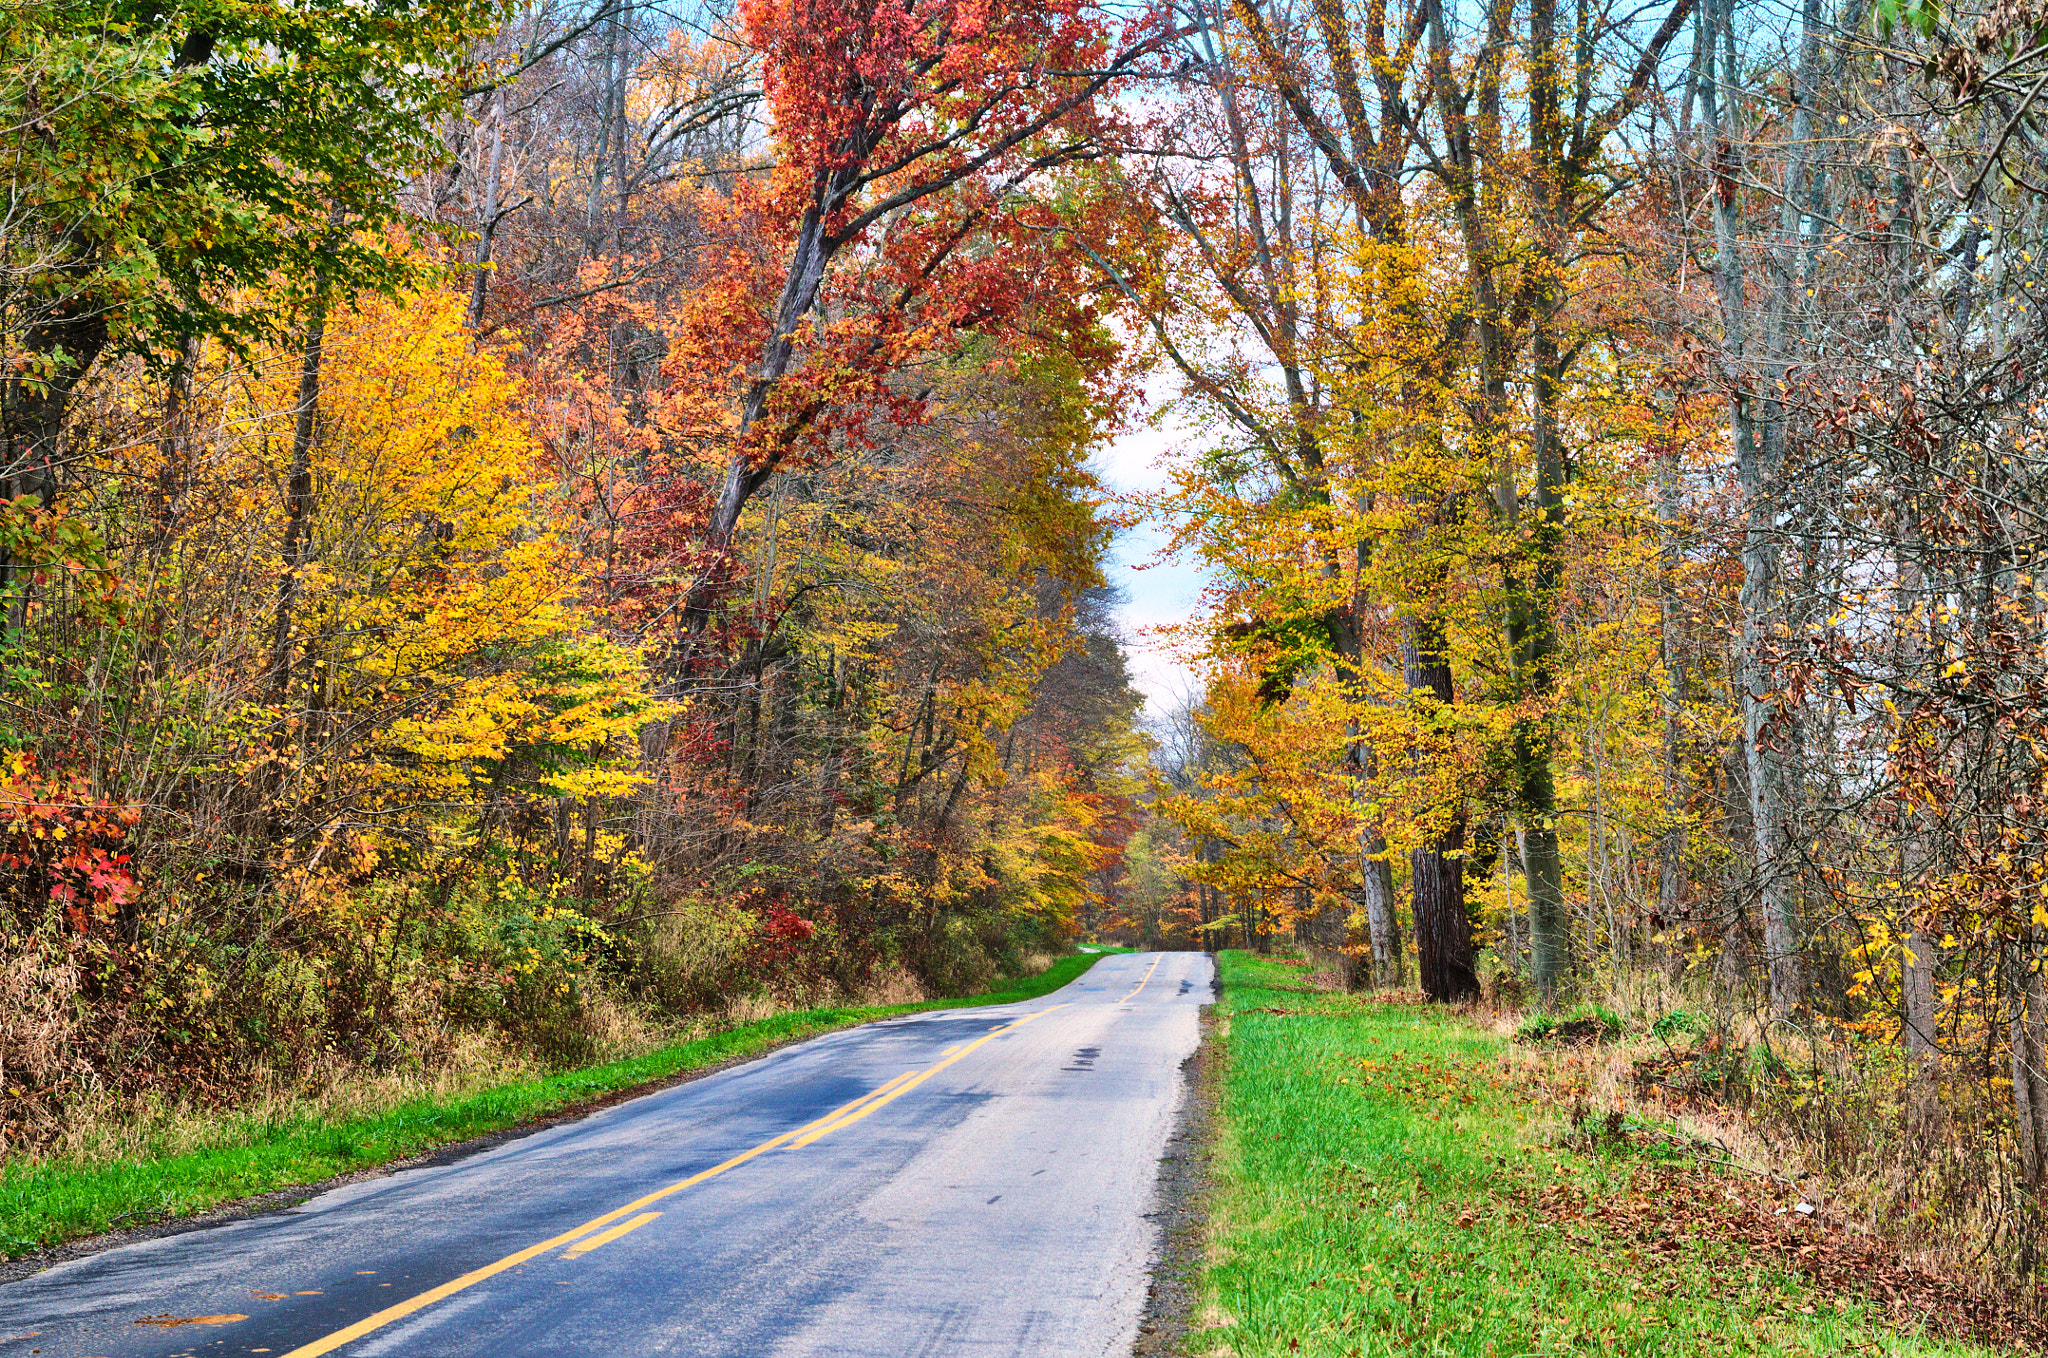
3;0;2047;1282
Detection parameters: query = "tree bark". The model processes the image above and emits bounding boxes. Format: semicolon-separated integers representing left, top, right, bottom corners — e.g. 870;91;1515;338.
468;93;508;332
1407;619;1478;1002
1411;829;1476;1003
1657;430;1688;932
1699;0;1800;1017
2011;936;2048;1268
1518;0;1572;1002
269;207;347;699
1361;832;1402;988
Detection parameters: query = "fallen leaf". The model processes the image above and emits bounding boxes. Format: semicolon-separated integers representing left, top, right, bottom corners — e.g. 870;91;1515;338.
135;1313;248;1327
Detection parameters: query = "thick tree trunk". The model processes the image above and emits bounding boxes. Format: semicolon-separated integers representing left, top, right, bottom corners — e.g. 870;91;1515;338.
1407;619;1478;1002
1412;829;1476;1003
1361;836;1401;988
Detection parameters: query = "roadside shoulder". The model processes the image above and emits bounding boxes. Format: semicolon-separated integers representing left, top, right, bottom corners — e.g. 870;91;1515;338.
1133;955;1220;1357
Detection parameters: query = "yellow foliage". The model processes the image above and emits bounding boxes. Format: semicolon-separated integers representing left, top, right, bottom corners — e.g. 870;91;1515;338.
152;287;668;863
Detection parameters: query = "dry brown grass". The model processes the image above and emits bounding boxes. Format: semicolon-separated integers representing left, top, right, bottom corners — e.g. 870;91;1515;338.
18;989;705;1177
1503;985;2029;1290
852;966;930;1007
21;1033;542;1174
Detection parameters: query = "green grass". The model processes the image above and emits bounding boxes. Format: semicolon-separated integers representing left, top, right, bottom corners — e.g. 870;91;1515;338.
0;951;1111;1259
1197;950;1991;1357
1514;1002;1625;1044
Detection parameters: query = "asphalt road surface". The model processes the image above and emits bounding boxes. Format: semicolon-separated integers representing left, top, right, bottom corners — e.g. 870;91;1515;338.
0;950;1212;1358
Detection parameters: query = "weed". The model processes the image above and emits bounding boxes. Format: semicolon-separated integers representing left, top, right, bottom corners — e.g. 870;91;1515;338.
1652;1009;1705;1039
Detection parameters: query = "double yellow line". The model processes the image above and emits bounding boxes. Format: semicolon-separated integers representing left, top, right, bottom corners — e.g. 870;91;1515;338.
279;1004;1068;1358
1121;955;1162;1003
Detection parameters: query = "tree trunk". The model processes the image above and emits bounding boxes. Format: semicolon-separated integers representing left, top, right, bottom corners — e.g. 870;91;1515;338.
1361;836;1401;988
269;207;347;698
149;334;203;553
2010;936;2048;1269
1351;718;1403;988
1518;0;1572;1004
1657;431;1688;932
1412;829;1476;1003
1896;519;1940;1116
1699;0;1799;1017
1407;619;1478;1002
1;310;110;624
1904;927;1939;1107
467;93;508;332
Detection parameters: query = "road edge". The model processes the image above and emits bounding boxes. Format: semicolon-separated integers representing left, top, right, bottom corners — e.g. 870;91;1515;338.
1132;955;1220;1357
0;956;1111;1287
0;1020;873;1287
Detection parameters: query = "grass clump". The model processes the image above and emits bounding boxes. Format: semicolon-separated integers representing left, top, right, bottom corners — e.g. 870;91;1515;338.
1516;1002;1627;1045
1196;950;1995;1357
1651;1008;1706;1040
0;950;1111;1260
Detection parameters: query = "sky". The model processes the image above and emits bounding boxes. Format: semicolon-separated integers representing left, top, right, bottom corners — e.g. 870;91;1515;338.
1093;386;1210;719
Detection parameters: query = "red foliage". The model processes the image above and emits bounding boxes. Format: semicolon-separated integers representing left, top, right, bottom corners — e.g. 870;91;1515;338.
0;755;141;934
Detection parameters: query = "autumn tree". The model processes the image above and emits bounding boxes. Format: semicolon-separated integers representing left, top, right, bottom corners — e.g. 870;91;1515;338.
0;0;500;524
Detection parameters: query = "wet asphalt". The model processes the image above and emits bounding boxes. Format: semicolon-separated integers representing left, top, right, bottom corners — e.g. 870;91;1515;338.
0;951;1213;1358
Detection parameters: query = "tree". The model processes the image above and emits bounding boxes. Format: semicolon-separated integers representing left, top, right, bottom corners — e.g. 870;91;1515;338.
0;0;501;528
664;0;1181;640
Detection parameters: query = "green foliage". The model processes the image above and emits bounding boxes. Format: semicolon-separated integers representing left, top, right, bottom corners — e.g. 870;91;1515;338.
0;0;504;362
0;496;120;622
1870;0;1940;38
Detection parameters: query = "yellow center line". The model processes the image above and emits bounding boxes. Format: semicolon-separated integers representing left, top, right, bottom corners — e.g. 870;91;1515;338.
789;1004;1068;1149
1122;955;1162;1003
560;1211;661;1259
277;1008;1067;1358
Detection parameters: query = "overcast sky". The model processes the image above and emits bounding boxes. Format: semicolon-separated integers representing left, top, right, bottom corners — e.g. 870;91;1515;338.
1093;387;1209;719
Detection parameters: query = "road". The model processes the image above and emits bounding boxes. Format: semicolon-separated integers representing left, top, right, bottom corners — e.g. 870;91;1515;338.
0;951;1212;1358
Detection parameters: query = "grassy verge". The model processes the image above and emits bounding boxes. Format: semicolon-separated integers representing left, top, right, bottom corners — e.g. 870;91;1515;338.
1195;951;1994;1357
1;951;1110;1260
